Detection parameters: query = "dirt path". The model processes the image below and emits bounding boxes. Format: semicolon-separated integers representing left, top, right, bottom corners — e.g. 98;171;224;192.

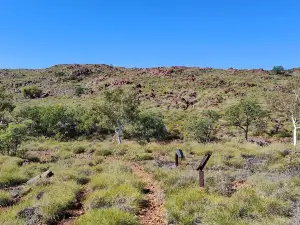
129;162;166;225
58;187;88;225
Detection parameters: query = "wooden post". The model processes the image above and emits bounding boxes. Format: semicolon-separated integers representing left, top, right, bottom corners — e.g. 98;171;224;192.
175;149;184;167
196;152;212;188
199;170;204;187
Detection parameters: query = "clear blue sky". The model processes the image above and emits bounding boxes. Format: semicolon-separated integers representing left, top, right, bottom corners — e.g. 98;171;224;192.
1;0;299;69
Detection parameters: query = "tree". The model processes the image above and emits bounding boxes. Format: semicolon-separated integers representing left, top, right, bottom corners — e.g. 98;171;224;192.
225;100;266;140
0;86;15;125
92;89;140;144
135;112;167;142
268;80;300;146
0;123;28;156
16;105;79;139
272;66;285;75
21;86;43;98
188;110;220;143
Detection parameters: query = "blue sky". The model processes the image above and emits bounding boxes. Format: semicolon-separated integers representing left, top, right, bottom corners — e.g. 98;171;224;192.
0;0;299;69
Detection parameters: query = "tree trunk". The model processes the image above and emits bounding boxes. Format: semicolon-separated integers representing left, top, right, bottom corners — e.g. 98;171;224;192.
292;116;297;146
245;125;248;141
115;120;122;145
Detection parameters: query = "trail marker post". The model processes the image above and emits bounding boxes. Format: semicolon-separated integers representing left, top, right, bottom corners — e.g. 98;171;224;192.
175;149;184;167
196;152;212;187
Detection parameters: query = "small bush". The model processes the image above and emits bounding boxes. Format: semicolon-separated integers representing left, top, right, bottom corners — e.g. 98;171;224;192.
54;71;65;77
74;208;139;225
272;66;285;75
21;86;43;99
134;153;154;161
95;149;113;157
0;190;13;206
135;112;168;141
75;87;86;96
73;146;85;154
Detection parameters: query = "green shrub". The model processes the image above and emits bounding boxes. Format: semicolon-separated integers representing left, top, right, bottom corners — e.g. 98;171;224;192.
54;71;65;77
0;190;13;206
0;86;15;123
95;149;113;157
21;86;43;98
74;208;139;225
135;112;167;141
187;110;220;143
75;87;86;96
272;66;285;75
73;146;85;154
225;99;267;140
0;123;28;156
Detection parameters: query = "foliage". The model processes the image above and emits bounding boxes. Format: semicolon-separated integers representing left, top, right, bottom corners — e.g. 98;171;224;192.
21;86;43;98
84;184;143;213
92;89;140;129
267;80;300;117
0;86;15;122
225;100;266;140
54;71;65;77
272;66;285;74
0;123;28;156
187;110;220;143
135;112;167;141
0;190;13;206
75;86;86;96
73;146;85;154
74;208;139;225
16;105;78;139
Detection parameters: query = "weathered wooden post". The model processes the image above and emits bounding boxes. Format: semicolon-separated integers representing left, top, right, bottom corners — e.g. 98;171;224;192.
196;152;212;187
175;149;184;167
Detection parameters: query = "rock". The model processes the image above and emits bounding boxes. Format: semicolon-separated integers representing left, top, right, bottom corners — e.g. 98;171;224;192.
26;170;54;185
40;92;49;98
36;191;45;200
282;149;292;157
9;185;31;199
17;207;43;225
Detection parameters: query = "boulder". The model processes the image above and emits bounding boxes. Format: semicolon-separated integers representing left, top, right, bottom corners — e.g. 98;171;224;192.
26;170;54;185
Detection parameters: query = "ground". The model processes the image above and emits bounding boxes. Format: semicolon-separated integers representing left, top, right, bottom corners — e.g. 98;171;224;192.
1;65;300;224
0;139;300;224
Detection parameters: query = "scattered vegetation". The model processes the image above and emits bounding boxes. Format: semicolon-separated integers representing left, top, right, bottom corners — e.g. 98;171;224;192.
74;208;139;225
225;99;267;140
1;64;300;224
21;86;43;99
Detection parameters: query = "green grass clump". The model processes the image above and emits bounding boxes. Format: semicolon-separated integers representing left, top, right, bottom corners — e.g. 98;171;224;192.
0;190;13;206
94;148;113;157
15;181;80;223
89;162;143;191
0;155;45;188
21;86;43;98
134;153;154;161
73;146;85;154
84;184;143;213
74;208;139;225
166;188;210;224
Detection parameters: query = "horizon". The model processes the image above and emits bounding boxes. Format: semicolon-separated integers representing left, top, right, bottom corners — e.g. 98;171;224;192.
0;63;299;71
1;0;299;69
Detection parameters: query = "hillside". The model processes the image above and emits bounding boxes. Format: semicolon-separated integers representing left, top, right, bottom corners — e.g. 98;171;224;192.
1;64;300;225
1;64;300;141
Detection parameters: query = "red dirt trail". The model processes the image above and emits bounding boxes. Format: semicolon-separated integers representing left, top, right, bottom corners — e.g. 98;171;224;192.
129;162;166;225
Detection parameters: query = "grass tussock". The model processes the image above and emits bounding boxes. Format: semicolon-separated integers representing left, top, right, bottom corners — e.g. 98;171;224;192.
0;190;13;207
74;208;139;225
